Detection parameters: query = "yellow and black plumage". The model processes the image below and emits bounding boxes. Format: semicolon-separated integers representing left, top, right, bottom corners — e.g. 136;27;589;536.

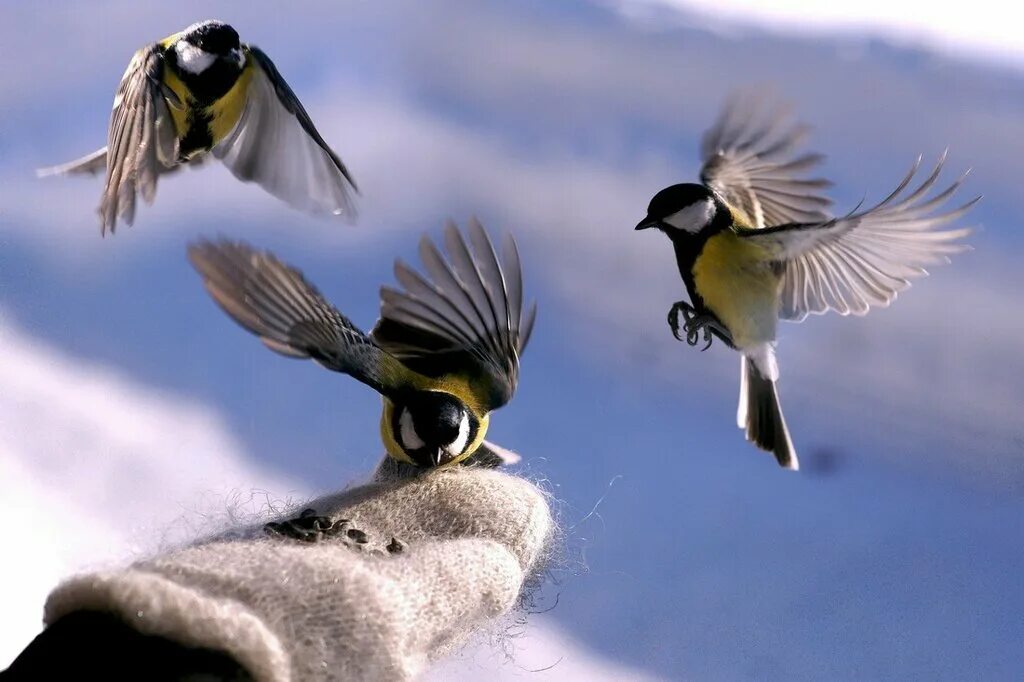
39;20;358;234
187;218;536;468
635;93;977;470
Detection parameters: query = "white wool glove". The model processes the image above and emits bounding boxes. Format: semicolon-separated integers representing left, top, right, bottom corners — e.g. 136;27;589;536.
38;461;553;682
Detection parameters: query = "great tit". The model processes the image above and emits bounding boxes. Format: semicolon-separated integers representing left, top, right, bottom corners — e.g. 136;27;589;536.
39;20;358;235
187;218;536;468
635;93;976;470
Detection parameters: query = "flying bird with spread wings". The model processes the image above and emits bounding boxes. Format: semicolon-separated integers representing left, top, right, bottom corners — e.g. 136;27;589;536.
635;93;976;470
39;20;358;234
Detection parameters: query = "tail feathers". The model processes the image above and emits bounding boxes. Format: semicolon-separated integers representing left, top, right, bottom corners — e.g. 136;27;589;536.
739;355;798;470
36;148;109;178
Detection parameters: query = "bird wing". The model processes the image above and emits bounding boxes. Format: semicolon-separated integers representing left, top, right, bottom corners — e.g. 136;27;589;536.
99;44;179;234
736;153;977;321
371;218;537;414
213;45;358;220
700;91;832;228
188;239;424;398
36;148;110;177
38;147;212;178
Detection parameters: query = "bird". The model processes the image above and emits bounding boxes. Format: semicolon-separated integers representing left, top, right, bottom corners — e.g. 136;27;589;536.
634;92;977;470
187;218;536;469
38;19;358;235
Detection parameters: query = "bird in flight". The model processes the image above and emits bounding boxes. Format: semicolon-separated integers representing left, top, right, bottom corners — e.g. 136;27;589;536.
39;20;358;234
635;92;976;470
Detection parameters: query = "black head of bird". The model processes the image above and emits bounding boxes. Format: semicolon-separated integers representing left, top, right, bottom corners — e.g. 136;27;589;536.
175;20;244;72
635;183;722;237
395;391;477;467
171;21;246;96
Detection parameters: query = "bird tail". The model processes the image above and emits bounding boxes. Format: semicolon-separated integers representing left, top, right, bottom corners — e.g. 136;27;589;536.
738;348;798;470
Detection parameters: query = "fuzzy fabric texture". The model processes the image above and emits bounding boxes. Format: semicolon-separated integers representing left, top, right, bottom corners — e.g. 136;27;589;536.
43;463;553;682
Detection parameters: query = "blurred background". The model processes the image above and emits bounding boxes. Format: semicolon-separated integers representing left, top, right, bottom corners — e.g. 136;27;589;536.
1;1;1021;679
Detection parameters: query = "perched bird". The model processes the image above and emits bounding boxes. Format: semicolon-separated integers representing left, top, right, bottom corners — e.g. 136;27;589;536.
188;218;535;468
39;19;358;235
635;93;976;470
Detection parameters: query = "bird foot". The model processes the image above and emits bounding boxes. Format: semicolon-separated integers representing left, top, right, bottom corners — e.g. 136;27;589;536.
683;314;734;351
667;300;697;342
667;301;734;351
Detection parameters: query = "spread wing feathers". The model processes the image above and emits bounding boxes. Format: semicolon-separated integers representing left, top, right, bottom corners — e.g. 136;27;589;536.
187;239;419;397
213;46;358;220
372;218;536;412
738;152;977;321
700;91;832;228
36;148;110;177
38;147;211;178
99;45;179;235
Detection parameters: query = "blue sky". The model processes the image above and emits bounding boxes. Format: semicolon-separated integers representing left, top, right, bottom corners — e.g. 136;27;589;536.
1;1;1022;679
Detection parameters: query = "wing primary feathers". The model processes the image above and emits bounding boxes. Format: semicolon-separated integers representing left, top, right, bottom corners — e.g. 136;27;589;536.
700;91;833;227
96;45;177;235
502;231;526;345
442;223;506;362
518;302;538;354
371;219;535;413
380;281;484;355
188;239;419;396
742;151;977;321
37;148;109;178
247;46;358;191
467;217;514;360
213;47;358;219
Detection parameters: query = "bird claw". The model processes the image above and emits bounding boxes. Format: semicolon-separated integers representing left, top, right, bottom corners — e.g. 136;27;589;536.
668;301;734;351
683;314;733;351
667;300;697;342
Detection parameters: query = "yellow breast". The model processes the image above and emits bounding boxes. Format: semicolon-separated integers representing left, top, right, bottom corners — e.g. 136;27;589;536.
157;53;253;148
206;58;253;145
692;231;781;348
160;67;191;137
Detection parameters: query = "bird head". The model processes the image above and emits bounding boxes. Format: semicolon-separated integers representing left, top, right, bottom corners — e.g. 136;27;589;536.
635;184;719;238
176;20;244;73
396;391;476;467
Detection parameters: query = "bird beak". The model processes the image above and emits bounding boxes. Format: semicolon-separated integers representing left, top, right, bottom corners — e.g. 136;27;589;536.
433;448;445;467
635;216;657;231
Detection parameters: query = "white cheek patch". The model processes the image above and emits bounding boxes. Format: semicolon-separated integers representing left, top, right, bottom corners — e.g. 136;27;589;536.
175;41;217;74
445;413;471;457
664;199;716;234
398;409;425;450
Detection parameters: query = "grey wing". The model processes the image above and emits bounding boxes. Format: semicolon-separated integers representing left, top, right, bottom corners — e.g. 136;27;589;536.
371;218;536;412
38;147;211;178
700;91;832;228
188;239;421;397
738;152;977;320
36;148;109;177
213;46;358;220
99;44;179;234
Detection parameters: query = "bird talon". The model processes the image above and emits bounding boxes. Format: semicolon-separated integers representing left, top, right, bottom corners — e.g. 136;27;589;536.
682;313;733;351
668;301;696;342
